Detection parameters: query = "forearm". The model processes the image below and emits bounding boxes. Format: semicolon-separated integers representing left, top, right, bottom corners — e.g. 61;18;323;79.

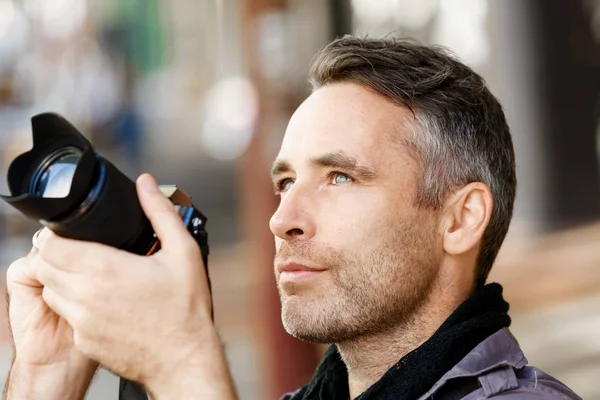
147;331;238;400
3;360;98;400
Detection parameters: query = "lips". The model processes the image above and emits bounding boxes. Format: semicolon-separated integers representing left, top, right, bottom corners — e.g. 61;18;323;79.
277;262;324;274
276;261;326;285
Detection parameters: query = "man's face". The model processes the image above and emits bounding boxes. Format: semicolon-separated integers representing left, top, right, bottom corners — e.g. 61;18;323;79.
270;82;441;344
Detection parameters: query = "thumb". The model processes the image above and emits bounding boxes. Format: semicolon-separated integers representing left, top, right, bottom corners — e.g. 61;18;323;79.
136;173;192;253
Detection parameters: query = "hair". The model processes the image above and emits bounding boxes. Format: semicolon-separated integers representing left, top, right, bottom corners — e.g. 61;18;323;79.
308;35;517;286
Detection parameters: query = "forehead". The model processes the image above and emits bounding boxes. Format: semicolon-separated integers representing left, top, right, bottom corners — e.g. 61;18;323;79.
277;82;413;166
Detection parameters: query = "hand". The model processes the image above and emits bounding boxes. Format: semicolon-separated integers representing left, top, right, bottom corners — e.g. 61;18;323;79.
34;173;216;391
5;232;99;399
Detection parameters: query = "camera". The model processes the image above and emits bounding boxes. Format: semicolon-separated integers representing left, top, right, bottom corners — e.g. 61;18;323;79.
0;112;211;400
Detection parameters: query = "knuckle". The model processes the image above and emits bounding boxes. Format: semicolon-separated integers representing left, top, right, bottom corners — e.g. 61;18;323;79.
6;258;25;280
71;307;92;330
72;330;84;348
92;259;114;279
38;245;54;263
39;232;52;250
152;199;175;215
41;229;57;247
154;203;176;219
72;330;92;357
37;259;56;286
37;263;49;283
41;286;54;306
71;279;91;301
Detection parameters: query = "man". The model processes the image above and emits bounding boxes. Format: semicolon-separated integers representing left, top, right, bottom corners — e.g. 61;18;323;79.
3;36;581;399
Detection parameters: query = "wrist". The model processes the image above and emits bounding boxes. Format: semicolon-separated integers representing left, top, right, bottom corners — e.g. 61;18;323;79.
6;358;98;400
146;329;237;400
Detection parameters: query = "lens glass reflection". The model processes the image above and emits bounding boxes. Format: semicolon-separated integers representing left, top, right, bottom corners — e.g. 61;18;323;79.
30;149;81;198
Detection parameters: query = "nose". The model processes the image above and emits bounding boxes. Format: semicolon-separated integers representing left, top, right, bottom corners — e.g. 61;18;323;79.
269;186;316;241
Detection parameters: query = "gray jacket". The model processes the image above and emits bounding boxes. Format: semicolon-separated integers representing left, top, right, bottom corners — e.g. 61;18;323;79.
420;328;581;399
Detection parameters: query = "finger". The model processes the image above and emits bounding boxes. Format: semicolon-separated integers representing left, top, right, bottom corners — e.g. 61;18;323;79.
41;286;82;326
38;230;128;274
6;256;42;296
35;256;80;301
136;173;193;252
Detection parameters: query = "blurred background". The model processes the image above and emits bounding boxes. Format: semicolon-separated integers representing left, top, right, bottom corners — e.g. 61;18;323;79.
0;0;599;398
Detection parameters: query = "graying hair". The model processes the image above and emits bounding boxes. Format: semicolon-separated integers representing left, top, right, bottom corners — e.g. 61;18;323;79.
308;36;517;286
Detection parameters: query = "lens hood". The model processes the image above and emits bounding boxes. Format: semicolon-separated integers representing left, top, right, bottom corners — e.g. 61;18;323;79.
0;113;98;221
0;112;155;254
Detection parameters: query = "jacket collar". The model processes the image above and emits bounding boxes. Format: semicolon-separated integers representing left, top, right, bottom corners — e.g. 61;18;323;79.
418;328;528;399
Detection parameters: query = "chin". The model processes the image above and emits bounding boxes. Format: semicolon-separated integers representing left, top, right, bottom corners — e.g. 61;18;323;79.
280;298;353;344
281;298;320;341
282;319;330;344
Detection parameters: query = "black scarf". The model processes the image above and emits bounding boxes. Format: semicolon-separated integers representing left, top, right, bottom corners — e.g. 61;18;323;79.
287;283;511;400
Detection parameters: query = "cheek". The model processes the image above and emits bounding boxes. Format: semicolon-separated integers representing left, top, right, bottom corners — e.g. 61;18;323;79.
316;191;394;245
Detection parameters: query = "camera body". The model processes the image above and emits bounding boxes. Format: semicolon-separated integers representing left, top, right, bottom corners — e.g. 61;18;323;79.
158;185;210;271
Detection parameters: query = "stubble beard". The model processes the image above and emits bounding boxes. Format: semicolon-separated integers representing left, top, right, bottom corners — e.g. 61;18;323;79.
276;213;439;345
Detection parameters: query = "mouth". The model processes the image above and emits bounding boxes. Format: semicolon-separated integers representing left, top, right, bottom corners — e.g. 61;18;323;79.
276;262;326;284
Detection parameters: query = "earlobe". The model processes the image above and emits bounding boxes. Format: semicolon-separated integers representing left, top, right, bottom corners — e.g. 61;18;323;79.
442;183;493;256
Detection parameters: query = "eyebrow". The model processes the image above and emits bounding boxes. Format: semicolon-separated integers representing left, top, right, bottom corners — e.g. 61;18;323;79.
270;151;378;181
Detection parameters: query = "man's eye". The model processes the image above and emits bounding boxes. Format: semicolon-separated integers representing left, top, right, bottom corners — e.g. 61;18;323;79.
331;172;352;185
276;179;294;193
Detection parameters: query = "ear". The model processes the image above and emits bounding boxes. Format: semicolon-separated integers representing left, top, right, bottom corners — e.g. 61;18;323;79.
440;182;493;256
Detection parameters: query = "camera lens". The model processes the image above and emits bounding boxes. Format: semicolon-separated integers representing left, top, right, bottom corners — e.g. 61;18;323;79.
0;113;157;255
29;147;82;198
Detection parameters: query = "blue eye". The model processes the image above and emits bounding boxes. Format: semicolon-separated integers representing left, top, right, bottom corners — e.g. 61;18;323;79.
282;180;294;191
274;179;294;194
331;173;352;185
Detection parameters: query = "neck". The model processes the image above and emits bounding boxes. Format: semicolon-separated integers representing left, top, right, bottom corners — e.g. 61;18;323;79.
337;280;468;399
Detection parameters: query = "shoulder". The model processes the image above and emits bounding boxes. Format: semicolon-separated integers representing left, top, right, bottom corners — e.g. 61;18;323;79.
444;329;582;400
487;366;582;400
490;388;579;400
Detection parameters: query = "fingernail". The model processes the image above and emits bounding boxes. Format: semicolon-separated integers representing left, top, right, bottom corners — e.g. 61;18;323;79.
140;174;158;193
